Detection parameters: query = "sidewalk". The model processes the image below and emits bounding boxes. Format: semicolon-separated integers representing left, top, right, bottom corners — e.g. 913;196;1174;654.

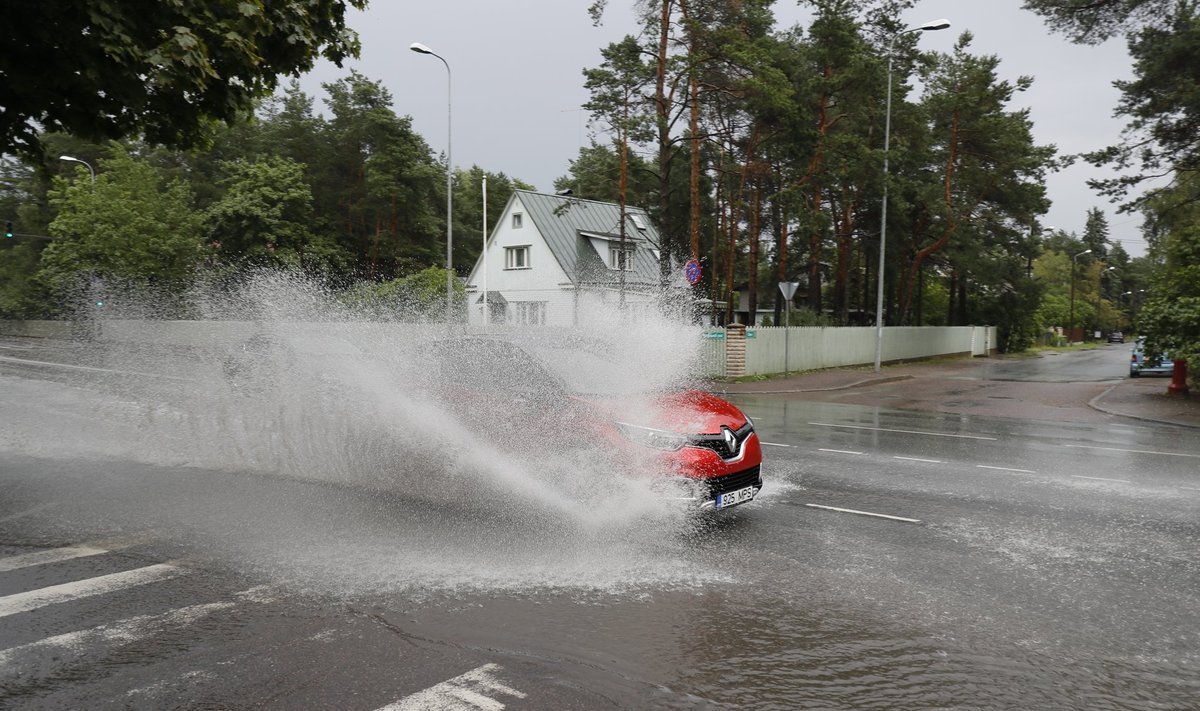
711;357;1200;429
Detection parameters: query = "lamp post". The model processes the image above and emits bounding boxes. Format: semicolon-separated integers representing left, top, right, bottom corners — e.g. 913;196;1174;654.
874;18;951;372
59;155;95;189
1069;248;1091;339
410;41;453;321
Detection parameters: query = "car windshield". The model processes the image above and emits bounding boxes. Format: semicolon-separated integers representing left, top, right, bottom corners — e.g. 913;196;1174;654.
525;345;655;396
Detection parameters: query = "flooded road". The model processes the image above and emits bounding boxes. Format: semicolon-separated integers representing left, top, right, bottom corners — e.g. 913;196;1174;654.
2;335;1199;709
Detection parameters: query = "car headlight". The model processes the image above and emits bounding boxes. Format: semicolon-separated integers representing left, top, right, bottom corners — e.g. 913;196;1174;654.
615;421;689;451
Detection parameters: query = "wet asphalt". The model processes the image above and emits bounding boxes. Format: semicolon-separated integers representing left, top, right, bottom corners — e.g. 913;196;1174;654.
1;341;1198;710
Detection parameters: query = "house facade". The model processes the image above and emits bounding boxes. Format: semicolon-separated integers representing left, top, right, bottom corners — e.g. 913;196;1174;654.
464;190;669;327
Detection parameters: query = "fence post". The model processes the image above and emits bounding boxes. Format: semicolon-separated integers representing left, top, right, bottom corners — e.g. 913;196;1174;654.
726;323;747;378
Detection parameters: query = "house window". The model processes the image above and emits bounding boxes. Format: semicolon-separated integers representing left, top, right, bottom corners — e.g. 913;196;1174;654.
513;301;546;325
512;213;523;229
505;245;530;269
609;244;635;270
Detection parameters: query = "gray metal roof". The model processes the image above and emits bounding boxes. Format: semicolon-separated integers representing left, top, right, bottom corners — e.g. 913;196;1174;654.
512;190;663;289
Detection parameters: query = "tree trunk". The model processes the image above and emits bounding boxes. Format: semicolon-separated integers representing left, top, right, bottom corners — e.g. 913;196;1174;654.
832;195;854;324
899;108;960;322
655;0;675;285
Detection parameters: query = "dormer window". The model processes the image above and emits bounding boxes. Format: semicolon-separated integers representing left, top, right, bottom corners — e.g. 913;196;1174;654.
631;214;647;232
609;244;635;270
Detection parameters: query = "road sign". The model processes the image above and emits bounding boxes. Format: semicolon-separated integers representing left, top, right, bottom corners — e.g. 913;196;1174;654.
685;258;702;285
778;281;799;300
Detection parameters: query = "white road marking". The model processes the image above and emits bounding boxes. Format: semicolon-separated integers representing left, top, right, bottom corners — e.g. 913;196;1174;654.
808;422;997;441
1182;487;1200;492
0;564;184;619
893;456;943;464
0;545;111;573
804;503;921;524
818;448;863;455
1063;444;1200;459
0;587;275;679
379;663;526;711
760;442;791;448
1071;475;1132;484
0;355;193;381
977;465;1037;474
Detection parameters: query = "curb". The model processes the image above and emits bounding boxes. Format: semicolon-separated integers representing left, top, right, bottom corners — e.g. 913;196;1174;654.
1088;383;1200;429
712;374;915;396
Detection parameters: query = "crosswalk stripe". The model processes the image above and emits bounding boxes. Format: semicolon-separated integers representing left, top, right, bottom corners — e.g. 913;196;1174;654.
0;587;274;681
379;663;526;711
0;545;110;573
0;600;235;672
0;563;184;619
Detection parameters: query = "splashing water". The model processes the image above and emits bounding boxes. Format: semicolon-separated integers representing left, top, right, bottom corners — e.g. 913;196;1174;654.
5;269;736;591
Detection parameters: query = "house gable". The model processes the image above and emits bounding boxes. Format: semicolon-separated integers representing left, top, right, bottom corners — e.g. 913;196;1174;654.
464;190;667;325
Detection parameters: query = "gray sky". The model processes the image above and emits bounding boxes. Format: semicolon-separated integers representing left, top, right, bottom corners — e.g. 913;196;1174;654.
298;0;1146;256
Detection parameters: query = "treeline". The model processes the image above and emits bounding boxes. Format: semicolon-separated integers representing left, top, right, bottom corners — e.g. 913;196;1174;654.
0;0;1194;369
0;73;529;320
565;0;1059;350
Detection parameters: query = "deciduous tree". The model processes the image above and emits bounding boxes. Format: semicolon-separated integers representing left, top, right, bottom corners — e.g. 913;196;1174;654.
0;0;365;157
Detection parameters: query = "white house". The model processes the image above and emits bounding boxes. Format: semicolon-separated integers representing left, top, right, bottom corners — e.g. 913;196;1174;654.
464;190;668;326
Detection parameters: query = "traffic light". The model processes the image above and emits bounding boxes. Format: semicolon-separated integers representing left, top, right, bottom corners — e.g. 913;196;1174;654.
4;221;11;239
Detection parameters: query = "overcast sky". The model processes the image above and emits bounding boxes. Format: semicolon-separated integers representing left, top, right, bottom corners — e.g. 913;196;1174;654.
298;0;1146;256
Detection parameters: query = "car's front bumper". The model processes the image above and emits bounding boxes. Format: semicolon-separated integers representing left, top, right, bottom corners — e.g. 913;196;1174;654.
696;464;763;509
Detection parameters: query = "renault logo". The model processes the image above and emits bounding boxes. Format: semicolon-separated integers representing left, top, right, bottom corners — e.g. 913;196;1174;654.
722;426;739;456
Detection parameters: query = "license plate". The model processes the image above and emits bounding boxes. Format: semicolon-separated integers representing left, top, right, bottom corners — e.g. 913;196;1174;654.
716;486;757;508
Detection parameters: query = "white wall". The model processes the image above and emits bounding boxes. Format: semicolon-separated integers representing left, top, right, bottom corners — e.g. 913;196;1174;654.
740;325;997;376
0;320;996;378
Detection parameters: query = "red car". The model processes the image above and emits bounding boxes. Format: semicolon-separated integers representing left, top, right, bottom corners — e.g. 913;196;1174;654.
422;335;763;510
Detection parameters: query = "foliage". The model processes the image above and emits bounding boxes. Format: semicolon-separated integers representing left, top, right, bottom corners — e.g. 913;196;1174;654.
554;143;656;206
1081;207;1110;260
1022;0;1182;44
340;267;465;321
1023;2;1200;351
206;155;346;271
38;147;205;306
1136;174;1200;381
0;0;365;157
0;2;1094;341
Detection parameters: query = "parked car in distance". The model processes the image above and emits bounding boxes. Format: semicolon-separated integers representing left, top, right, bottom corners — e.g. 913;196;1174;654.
1108;331;1125;343
1130;339;1173;377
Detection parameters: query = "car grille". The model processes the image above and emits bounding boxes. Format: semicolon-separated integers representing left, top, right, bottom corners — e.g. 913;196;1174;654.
704;465;762;498
688;422;754;460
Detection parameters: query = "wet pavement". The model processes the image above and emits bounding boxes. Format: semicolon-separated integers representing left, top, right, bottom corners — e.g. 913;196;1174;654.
3;339;1199;709
712;350;1200;429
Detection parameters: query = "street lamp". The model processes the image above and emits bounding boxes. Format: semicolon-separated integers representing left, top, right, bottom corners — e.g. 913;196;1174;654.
1069;248;1091;337
59;155;95;189
410;41;454;321
874;18;951;372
